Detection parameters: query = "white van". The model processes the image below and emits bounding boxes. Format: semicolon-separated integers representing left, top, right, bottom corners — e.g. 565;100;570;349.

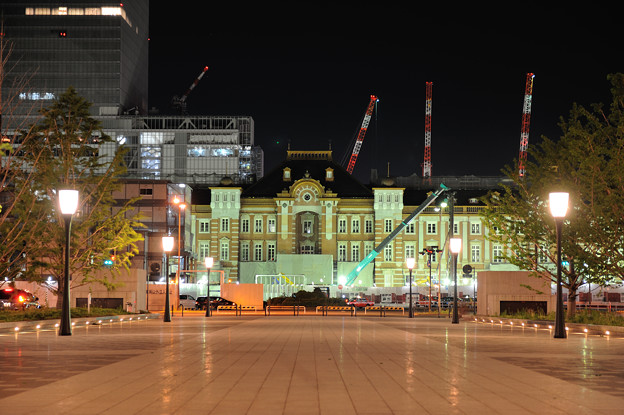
179;294;196;309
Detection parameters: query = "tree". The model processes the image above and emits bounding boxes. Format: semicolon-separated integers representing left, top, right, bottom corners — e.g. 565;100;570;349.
0;26;50;286
19;87;144;305
481;74;624;317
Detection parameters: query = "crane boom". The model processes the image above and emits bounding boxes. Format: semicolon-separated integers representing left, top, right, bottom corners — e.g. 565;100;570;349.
346;95;378;174
171;66;209;114
423;82;433;178
518;73;535;177
345;183;449;286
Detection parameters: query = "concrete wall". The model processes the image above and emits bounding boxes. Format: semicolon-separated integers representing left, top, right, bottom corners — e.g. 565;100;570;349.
73;268;147;312
477;270;555;315
221;283;264;308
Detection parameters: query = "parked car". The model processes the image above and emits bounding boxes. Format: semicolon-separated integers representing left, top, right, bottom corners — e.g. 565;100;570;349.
209;297;235;310
346;298;374;308
0;287;40;310
179;294;196;309
195;296;208;310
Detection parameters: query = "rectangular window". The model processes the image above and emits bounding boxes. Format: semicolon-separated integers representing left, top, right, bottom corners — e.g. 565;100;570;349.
471;223;481;234
454;223;459;234
199;242;210;259
267;218;276;233
471;245;481;262
338;218;347;233
254;218;263;233
384;219;393;233
267;242;276;261
427;223;437;234
338;243;347;262
254;243;263;261
384;243;393;261
240;242;249;262
220;241;229;261
405;222;415;234
364;242;374;257
365;218;373;234
241;218;249;233
351;243;360;262
199;220;210;233
492;244;503;263
220;218;229;232
351;218;360;233
405;243;415;260
303;220;313;234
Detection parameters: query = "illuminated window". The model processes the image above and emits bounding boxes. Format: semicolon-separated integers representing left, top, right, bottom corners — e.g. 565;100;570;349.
267;243;276;261
351;243;360;262
240;242;249;262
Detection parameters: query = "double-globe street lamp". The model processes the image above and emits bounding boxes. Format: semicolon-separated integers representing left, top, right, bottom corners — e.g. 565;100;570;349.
205;256;214;317
162;236;174;323
420;246;442;312
58;189;79;336
406;257;416;318
549;192;569;339
450;237;462;324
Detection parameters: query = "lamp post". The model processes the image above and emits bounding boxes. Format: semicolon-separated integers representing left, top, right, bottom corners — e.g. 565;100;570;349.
450;237;462;324
162;236;174;323
58;189;79;336
172;196;186;284
549;192;569;339
420;246;442;312
205;256;214;317
406;257;415;318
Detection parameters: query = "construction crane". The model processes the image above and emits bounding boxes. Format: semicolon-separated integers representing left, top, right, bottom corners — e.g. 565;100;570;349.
518;73;535;177
346;95;378;174
171;66;209;115
423;82;433;178
345;183;449;286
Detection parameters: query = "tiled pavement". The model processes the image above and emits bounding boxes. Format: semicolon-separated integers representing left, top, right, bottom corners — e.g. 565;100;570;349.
0;313;623;414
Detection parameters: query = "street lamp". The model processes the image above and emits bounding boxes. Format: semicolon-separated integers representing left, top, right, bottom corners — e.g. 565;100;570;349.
549;192;569;339
205;256;214;317
162;236;174;323
58;189;79;336
449;237;462;324
172;196;186;284
420;246;442;311
406;257;416;318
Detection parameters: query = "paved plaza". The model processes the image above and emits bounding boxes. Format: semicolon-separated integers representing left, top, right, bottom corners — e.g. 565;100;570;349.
0;312;623;414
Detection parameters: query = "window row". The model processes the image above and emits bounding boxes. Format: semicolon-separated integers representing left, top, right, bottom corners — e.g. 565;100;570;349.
197;217;277;234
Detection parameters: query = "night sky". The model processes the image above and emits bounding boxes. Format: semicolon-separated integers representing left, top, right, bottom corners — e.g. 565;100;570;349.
148;5;622;184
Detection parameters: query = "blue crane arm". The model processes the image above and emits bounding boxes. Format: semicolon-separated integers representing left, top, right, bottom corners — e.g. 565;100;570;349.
345;183;448;286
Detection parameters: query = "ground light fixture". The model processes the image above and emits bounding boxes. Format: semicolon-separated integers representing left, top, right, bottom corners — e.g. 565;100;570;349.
162;236;174;323
205;256;214;317
449;237;462;324
58;189;79;336
549;191;569;339
406;257;416;318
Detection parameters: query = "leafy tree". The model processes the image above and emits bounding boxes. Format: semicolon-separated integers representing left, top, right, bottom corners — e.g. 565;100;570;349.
19;87;144;305
482;74;624;317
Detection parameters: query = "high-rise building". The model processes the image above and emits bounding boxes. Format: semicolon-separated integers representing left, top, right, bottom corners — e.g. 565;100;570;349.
1;1;149;118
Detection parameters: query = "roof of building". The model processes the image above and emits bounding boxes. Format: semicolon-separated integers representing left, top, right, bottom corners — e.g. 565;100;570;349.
241;150;373;198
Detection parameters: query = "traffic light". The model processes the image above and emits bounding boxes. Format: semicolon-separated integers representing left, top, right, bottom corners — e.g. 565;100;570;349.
104;254;115;267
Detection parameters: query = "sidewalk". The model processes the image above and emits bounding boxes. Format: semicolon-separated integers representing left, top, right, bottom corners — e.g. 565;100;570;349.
0;314;622;414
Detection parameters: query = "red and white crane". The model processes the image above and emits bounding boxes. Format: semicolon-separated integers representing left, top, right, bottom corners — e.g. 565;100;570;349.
423;82;433;178
518;73;535;177
171;66;209;114
346;95;378;174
